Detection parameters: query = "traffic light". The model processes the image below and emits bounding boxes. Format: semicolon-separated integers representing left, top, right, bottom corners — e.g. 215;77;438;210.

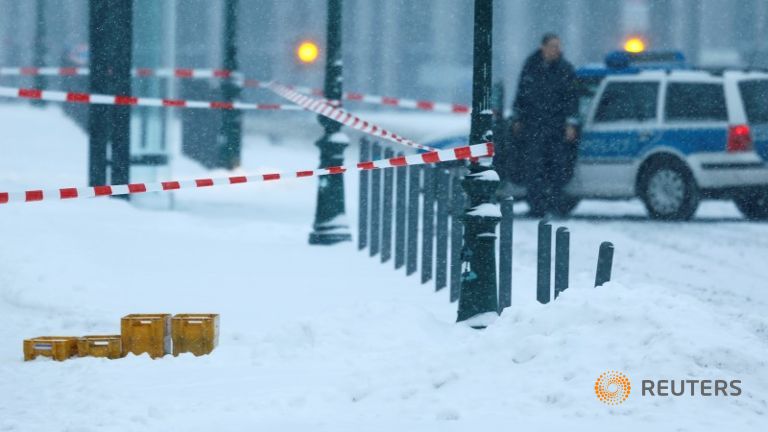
296;40;319;64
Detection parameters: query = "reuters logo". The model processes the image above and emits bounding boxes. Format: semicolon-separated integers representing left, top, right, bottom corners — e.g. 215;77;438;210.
595;370;631;405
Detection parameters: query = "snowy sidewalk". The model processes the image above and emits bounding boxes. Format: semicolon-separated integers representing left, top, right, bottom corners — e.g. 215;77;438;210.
1;104;767;431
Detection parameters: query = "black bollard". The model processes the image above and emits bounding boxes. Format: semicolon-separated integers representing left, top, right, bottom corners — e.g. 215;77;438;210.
381;148;395;263
406;165;421;276
394;153;407;269
421;166;435;283
357;139;370;250
537;220;552;304
498;197;514;311
435;169;450;291
554;227;570;299
449;170;465;302
369;143;382;257
595;242;614;287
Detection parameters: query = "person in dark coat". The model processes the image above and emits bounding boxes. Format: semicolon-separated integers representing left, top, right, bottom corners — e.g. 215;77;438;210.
510;33;579;216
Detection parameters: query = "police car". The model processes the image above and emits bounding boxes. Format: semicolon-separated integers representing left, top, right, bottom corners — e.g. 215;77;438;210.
430;50;768;220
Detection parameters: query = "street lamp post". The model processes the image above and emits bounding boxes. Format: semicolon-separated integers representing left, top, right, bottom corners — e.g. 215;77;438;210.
456;0;500;326
218;0;242;169
309;0;352;245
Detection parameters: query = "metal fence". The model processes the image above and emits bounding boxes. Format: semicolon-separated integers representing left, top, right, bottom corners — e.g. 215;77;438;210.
357;138;515;308
358;137;615;311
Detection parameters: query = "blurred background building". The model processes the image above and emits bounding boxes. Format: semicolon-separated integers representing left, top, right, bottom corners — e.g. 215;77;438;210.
1;0;767;106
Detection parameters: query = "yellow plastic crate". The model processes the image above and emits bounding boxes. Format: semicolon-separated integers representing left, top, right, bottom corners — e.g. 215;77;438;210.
172;314;219;356
78;335;123;359
23;336;79;361
121;314;171;359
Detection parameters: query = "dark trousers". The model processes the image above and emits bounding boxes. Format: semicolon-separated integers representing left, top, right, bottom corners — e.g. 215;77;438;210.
522;125;575;214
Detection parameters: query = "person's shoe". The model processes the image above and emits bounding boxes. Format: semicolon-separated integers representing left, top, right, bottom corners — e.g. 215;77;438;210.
527;206;546;218
544;211;560;220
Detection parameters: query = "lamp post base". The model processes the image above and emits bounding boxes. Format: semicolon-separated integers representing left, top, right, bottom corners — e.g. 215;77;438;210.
308;132;350;246
308;231;352;245
456;165;501;324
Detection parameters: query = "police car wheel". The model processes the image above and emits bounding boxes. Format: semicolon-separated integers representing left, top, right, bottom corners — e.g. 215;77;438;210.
640;160;699;221
734;189;768;220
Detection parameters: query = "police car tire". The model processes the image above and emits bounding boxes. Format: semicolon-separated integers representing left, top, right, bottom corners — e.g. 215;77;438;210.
640;159;700;221
734;189;768;220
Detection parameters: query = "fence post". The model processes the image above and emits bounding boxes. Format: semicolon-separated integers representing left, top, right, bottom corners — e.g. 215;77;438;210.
498;197;514;311
595;242;614;287
369;143;382;257
537;220;552;304
358;139;370;250
394;152;407;269
554;227;570;299
435;168;451;291
406;165;421;276
449;170;465;302
421;166;435;283
381;148;395;263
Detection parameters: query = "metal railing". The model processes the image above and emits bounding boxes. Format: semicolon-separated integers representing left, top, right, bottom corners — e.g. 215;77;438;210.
357;137;615;311
358;138;513;307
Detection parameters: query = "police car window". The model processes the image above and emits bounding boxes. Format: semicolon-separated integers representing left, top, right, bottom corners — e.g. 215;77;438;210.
665;83;727;122
594;82;659;123
739;80;768;124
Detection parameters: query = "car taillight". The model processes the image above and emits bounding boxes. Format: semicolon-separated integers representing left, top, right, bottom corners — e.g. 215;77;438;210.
727;124;753;152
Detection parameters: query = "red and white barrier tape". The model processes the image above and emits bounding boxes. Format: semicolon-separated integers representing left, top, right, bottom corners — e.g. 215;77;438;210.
0;143;493;205
267;82;437;152
0;86;301;111
0;66;236;79
249;80;471;114
0;66;471;114
0;84;444;152
339;91;470;114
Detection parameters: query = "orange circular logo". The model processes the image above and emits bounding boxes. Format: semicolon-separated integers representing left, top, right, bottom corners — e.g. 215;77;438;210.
595;370;631;405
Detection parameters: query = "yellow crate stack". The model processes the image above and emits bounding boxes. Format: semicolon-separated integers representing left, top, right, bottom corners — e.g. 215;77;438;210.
77;335;123;359
120;314;172;359
23;337;79;361
24;313;218;361
172;314;220;356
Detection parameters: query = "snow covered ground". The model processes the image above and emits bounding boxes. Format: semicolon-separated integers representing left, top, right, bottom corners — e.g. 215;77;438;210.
1;103;767;431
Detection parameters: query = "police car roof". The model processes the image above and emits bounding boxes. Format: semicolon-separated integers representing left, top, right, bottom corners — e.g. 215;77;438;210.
600;69;723;84
576;50;688;78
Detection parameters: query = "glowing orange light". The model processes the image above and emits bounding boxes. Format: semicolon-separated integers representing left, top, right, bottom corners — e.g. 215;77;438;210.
624;37;646;53
297;41;319;64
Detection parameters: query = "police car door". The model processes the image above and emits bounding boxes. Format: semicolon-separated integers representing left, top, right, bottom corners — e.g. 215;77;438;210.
731;72;768;163
575;78;661;197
